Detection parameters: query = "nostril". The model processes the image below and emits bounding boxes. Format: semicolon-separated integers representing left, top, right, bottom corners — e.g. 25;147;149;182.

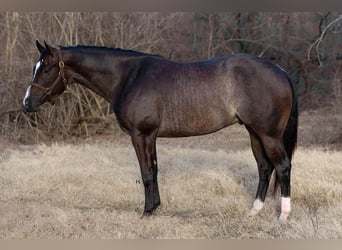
22;97;40;112
23;98;32;111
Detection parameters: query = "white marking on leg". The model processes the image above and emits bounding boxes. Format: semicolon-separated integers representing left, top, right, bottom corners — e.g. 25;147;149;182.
249;198;264;216
279;197;291;221
23;85;32;106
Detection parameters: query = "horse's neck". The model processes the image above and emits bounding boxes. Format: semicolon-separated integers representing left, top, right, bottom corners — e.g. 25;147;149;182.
65;51;134;104
69;72;114;103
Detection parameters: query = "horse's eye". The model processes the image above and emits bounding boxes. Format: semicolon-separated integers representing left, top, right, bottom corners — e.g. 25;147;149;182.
43;65;52;73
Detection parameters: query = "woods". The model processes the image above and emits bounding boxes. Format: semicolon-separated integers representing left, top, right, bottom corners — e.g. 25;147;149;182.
0;12;341;143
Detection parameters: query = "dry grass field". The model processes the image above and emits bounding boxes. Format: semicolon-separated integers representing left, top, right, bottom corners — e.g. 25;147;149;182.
1;110;342;239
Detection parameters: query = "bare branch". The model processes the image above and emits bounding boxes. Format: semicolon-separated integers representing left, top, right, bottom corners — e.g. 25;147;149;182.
307;15;342;66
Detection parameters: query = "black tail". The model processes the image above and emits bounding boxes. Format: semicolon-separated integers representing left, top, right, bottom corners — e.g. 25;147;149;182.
283;76;298;161
273;76;298;195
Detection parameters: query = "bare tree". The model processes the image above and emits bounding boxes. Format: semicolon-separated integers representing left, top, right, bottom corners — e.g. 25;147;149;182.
0;12;341;143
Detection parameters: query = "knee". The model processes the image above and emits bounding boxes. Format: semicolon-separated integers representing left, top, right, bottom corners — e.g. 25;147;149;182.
259;162;273;180
141;169;153;186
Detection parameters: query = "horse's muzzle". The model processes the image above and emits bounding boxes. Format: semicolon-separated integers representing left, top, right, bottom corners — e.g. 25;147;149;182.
23;96;41;112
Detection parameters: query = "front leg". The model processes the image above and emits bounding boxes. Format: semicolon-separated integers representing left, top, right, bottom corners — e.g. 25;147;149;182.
131;129;160;215
152;141;161;208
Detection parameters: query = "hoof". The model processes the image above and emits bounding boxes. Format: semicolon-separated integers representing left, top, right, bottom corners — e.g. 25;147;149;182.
278;211;290;222
248;199;264;216
140;208;157;219
248;207;260;216
140;212;153;219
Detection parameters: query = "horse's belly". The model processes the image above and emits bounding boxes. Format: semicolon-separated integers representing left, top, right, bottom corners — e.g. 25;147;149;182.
158;107;238;137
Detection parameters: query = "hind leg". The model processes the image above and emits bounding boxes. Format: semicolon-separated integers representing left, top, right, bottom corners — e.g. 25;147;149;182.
260;135;292;221
246;126;275;216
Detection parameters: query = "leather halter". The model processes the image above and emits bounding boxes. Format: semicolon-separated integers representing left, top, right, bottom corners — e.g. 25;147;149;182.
30;49;68;105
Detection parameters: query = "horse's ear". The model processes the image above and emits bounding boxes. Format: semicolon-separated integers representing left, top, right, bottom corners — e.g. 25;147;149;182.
44;40;57;55
36;40;45;54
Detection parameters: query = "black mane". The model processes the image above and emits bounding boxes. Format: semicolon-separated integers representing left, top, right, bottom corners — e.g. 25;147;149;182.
60;45;163;58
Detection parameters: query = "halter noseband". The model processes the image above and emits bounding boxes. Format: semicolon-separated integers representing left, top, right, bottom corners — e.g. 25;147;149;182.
30;49;68;105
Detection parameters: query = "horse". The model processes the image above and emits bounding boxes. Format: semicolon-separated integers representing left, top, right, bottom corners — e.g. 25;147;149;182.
23;41;298;221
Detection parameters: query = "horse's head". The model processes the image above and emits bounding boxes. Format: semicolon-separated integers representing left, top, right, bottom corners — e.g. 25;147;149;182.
23;41;68;112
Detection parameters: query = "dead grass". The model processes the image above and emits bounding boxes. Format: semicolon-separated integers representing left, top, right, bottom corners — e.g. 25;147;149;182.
0;140;341;239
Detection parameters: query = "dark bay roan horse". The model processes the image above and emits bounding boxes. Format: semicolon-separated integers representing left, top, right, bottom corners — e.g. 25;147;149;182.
23;41;298;221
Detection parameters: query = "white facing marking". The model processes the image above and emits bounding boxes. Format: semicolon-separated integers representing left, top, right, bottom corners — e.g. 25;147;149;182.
33;61;42;80
23;85;32;106
279;197;291;221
